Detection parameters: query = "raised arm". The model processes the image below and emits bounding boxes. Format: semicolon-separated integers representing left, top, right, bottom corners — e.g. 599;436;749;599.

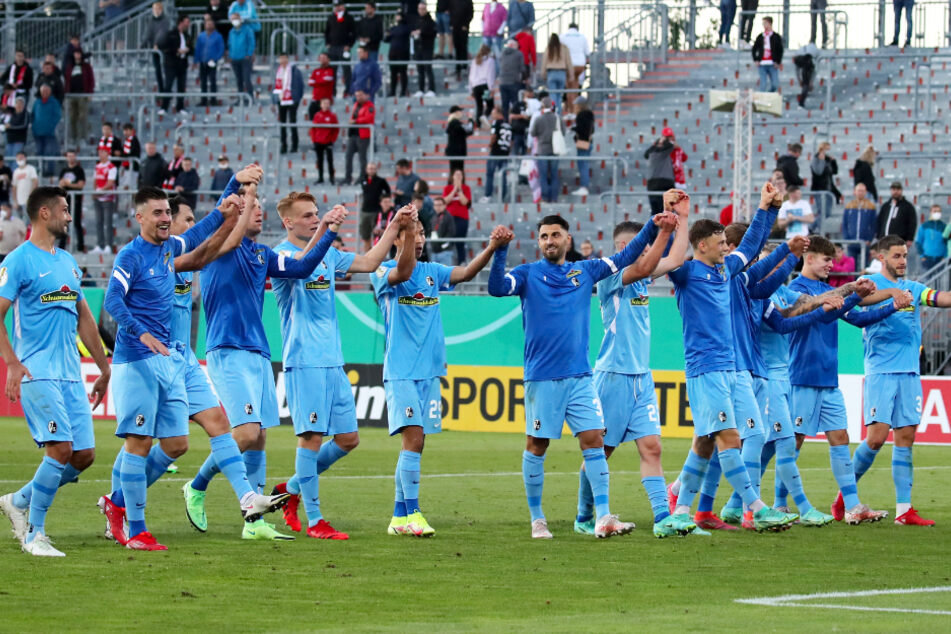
175;194;242;272
387;224;418;286
653;193;691;278
487;240;522;297
76;298;110;408
177;164;262;254
450;225;512;284
749;253;797;299
349;205;416;273
727;182;782;277
591;213;669;283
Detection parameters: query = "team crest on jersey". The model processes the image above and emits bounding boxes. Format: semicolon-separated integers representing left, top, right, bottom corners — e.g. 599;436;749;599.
773;421;782;432
795;416;803;427
533;419;541;431
570;277;580;287
405;407;414;418
244;403;254;415
746;418;755;429
255;248;266;265
718;411;727;422
40;286;79;303
48;420;57;434
135;414;145;426
425;275;435;286
305;275;331;290
398;293;439;306
0;267;7;287
309;412;318;423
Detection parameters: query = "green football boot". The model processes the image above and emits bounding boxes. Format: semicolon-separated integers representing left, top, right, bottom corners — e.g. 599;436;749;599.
574;518;596;535
182;482;207;532
653;513;696;538
799;508;835;527
752;506;796;532
719;505;743;524
387;516;407;535
242;518;295;541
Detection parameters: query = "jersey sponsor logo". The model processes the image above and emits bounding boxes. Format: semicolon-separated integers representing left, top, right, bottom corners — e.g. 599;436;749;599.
398;293;439;306
630;295;649;306
897;306;915;313
174;280;192;295
405;406;414;418
135;414;145;426
40;285;79;303
305;275;331;290
47;420;57;434
566;269;582;279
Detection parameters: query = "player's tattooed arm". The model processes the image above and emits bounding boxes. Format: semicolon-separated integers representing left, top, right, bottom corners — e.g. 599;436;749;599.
351;204;418;272
450;225;513;284
76;299;110;408
0;298;30;402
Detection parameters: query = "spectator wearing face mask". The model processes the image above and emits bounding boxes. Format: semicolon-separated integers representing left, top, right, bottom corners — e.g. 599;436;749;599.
227;13;256;98
211;154;234;195
0;203;27;260
915;205;946;271
11;152;38;217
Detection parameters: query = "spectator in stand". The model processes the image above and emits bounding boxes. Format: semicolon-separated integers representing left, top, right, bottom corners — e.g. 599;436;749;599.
449;0;474;80
272;53;303;154
372;194;397;245
853;145;878;202
163;144;185;190
752;17;783;93
310;98;339;184
4;98;28;158
0;157;11;209
31;85;62;177
916;205;946;271
565;236;583;262
531;98;566;203
350;45;382;102
210;154;233;195
810;0;828;47
414;180;435;230
808;141;839;225
435;0;452;59
97;122;122;166
943;209;951;256
307;52;336;122
828;243;855;287
890;0;913;47
719;0;737;47
468;45;496;126
146;2;169;96
498;38;525;119
412;2;438;96
359;161;391;251
139;141;167;188
777;185;815;237
483;0;508;57
325;1;357;97
671;134;687;190
0;203;27;260
777;142;804;187
445;105;475;175
443;168;471;263
228;0;260;30
509;101;529;156
561;24;589;111
739;0;758;46
58;150;86;250
579;238;595;259
770;168;787;199
643;128;675;214
99;0;125;25
356;1;385;62
228;13;256;99
394;158;419;207
572;96;593;197
1;83;13;111
842;182;878;262
540;35;573;114
196;15;225;106
507;0;535;34
877;181;917;243
429;195;455;265
208;0;230;39
514;27;537;79
34;60;65;104
483;106;511;201
385;13;413;97
92;148;117;253
62;34;83;71
64;49;94;142
120;123;142;199
160;15;193;115
11;152;38;217
343;88;375;184
5;50;34;105
174;157;200;209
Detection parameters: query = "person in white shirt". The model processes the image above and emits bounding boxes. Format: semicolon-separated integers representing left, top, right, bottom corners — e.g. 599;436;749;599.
777;184;815;237
0;203;27;259
10;152;38;217
560;22;589;110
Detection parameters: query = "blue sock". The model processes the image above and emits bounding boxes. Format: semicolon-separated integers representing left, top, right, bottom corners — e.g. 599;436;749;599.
110;448;126;508
286;475;301;495
59;463;81;488
24;456;65;542
243;450;267;494
641;476;669;523
829;444;860;509
191;452;220;492
316;440;348;474
675;451;710;511
121;452;148;537
399;450;421;514
296;448;321;527
393;455;406;517
698;452;722;513
719;448;759;508
775;448;797;507
10;461;81;510
892;446;913;506
209;434;254;500
775;436;812;513
739;433;765;509
145;445;176;487
852;441;879;482
582;448;611;518
522;451;545;521
576;465;594;523
760;439;776;474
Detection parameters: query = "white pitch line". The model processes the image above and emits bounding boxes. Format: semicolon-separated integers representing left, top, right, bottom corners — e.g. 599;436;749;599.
736;586;951;616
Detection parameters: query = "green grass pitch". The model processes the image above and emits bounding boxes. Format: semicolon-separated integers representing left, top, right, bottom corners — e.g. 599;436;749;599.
1;418;949;632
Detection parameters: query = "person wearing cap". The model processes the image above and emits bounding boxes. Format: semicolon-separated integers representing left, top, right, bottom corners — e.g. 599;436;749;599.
210;154;234;195
643;129;676;214
877;181;917;244
571;96;593;197
530;97;566;202
498;38;526;119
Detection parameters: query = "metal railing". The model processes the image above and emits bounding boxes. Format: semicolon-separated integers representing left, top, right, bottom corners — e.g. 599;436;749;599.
82;0;173;54
4;0;86;60
919;257;951;374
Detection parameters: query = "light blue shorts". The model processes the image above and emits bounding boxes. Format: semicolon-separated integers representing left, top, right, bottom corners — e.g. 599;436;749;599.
384;378;442;436
686;370;737;438
524;376;605;440
206;348;280;429
184;348;221;417
285;366;358;436
864;373;922;429
735;371;767;440
790;385;848;437
766;377;795;442
21;380;94;451
594;371;661;447
113;348;188;439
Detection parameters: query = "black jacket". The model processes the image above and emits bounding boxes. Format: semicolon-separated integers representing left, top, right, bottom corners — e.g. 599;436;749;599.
413;14;437;52
385;23;413;60
139;153;167;188
34;72;65;103
207;1;230;38
752;32;784;65
777;154;804;187
325;12;357;48
361;175;391;212
877;197;917;241
446;117;474;156
573;109;594;142
355;14;385;51
448;0;474;28
162;28;193;70
853;159;878;201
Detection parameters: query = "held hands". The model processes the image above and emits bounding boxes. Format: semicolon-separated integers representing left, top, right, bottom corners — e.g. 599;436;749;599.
219;193;243;218
235;163;264;185
652;211;679;233
822;294;845;311
787;235;810;258
853;278;877;298
663;188;689;217
322;204;348;229
892;289;913;310
392;204;418;229
139;332;170;356
760;181;782;210
4;360;32;402
489;224;515;248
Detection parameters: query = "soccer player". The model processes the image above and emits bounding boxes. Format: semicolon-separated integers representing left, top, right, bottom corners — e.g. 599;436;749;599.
375;216;505;537
839;234;951;525
788;235;911;525
0;187;110;556
269;195;415;540
182;180;347;541
575;192;691;539
667;183;798;533
489;211;677;539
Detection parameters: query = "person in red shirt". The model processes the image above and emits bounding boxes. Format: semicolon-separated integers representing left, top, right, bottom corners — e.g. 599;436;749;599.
309;97;339;184
92;147;118;253
307;52;335;121
442;168;471;264
343;88;375;184
514;27;536;73
670;138;688;189
828;242;856;287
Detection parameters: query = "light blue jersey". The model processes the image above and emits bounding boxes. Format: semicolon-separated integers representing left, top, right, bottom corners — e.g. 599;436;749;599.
372;260;454;380
0;242;84;381
859;273;935;376
594;274;650;375
760;285;802;379
272;242;356;369
171;270;193;348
